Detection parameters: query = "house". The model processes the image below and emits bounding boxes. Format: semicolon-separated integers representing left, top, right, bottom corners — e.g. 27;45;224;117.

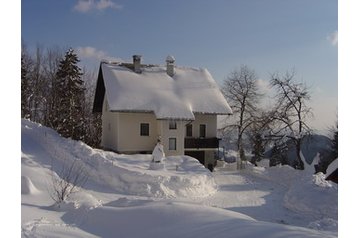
93;55;232;168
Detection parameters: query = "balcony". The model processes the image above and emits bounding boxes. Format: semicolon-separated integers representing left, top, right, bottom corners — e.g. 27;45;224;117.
184;137;220;149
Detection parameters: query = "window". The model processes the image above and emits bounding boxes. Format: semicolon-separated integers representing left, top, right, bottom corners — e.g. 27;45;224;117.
169;120;177;130
140;123;149;136
186;124;192;137
199;124;206;138
169;138;176;150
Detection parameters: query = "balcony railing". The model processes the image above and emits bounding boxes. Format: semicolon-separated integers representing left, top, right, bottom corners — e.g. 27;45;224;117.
184;137;220;149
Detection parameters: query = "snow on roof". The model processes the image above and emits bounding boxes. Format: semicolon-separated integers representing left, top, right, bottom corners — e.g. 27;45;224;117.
99;62;232;120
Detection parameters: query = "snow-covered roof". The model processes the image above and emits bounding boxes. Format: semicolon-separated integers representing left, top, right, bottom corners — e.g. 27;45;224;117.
94;62;232;120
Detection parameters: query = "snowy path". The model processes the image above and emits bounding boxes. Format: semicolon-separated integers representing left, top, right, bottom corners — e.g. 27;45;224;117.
192;170;315;228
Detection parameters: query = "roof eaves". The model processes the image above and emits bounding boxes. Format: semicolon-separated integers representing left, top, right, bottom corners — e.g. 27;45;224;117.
92;64;105;113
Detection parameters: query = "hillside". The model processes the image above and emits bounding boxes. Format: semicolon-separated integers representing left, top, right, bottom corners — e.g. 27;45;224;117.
21;119;338;237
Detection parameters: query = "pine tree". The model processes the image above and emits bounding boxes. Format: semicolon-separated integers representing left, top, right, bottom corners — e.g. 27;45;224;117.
332;122;338;159
21;53;31;119
52;48;85;140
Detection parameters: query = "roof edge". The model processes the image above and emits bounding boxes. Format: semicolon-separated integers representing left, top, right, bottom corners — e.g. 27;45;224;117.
92;64;105;113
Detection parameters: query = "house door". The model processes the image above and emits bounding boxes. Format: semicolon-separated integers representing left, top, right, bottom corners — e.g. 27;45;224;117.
185;151;205;166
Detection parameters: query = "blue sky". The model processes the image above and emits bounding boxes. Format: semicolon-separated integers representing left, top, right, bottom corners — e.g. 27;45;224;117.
21;0;338;133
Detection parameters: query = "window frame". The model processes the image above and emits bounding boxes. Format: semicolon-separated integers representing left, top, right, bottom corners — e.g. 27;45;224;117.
169;138;177;151
186;124;193;137
199;124;206;138
140;123;150;136
169;120;177;130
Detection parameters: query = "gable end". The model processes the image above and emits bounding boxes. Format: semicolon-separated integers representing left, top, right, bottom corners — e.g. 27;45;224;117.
93;65;106;113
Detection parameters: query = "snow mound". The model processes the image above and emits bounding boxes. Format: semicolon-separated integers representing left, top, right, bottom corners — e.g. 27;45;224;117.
244;163;300;188
148;161;166;170
61;201;337;238
21;176;39;195
284;172;337;220
50;192;103;212
308;218;338;232
21;119;217;199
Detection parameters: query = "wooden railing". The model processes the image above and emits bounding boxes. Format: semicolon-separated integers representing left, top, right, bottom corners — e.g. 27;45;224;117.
184;137;220;149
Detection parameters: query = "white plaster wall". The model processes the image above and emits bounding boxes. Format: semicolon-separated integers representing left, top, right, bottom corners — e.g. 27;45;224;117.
117;112;158;152
189;114;217;138
158;120;186;156
101;97;118;150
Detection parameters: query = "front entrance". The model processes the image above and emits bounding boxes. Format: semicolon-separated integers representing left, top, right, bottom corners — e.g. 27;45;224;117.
185;151;205;166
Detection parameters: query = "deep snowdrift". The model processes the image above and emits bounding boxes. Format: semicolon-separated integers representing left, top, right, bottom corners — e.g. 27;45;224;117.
21;119;338;237
21;119;217;198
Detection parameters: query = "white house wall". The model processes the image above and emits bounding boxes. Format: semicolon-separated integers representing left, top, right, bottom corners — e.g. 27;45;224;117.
102;97;219;160
158;120;186;156
102;97;158;153
190;114;217;138
117;112;158;153
101;97;119;150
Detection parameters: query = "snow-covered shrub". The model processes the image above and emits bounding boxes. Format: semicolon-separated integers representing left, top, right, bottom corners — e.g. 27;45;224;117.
50;158;89;206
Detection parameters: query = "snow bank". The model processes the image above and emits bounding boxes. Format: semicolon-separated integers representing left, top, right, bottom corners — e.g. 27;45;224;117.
21;176;39;195
239;162;337;231
61;201;337;238
308;218;338;232
244;162;301;188
284;172;337;220
21;119;338;237
21;119;216;198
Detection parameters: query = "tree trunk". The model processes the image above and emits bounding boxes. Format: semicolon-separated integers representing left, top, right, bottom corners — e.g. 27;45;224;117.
295;140;304;170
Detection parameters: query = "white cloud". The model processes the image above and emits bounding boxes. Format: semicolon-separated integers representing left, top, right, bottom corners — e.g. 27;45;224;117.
96;0;121;10
327;30;338;46
74;0;122;13
73;0;92;13
256;78;271;94
76;46;123;63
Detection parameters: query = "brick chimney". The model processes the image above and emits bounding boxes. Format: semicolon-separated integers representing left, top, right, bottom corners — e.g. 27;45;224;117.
166;55;175;77
133;55;142;73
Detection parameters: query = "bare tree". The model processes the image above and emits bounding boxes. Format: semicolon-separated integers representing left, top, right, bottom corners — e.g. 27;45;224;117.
50;158;88;205
82;67;102;147
42;46;64;128
29;45;47;123
268;70;312;170
247;112;273;165
221;65;263;167
21;41;33;119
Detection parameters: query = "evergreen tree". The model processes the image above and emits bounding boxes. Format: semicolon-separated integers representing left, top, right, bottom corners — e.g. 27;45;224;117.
81;69;102;147
52;48;85;140
331;122;338;159
249;121;265;165
21;49;32;119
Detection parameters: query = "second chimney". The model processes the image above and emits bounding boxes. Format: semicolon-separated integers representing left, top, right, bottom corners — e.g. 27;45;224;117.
133;55;142;73
166;55;175;77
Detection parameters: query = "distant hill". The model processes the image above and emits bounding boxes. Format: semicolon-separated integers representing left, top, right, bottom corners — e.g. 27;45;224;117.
265;134;335;170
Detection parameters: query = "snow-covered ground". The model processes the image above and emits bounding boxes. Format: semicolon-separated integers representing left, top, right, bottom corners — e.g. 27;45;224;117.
21;119;338;237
